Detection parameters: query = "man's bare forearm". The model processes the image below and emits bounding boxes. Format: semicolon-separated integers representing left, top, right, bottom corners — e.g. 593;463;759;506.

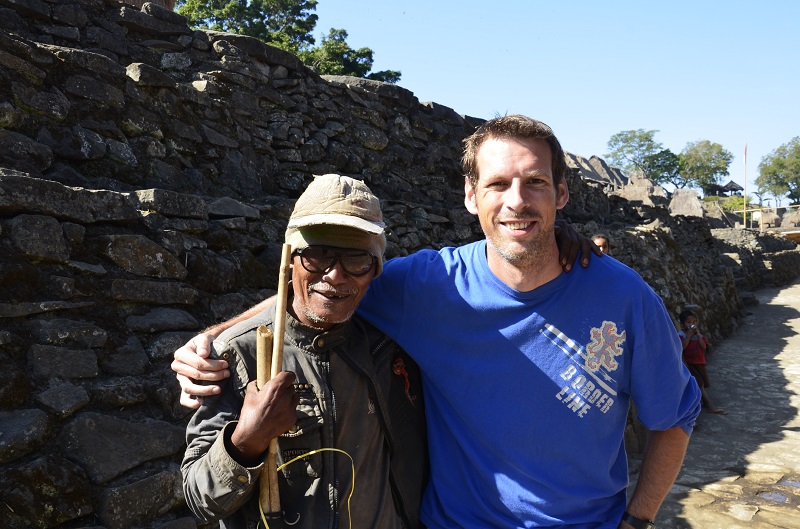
203;297;277;336
624;427;689;523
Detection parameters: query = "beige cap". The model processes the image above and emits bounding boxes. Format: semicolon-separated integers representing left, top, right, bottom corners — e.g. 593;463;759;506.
285;174;387;276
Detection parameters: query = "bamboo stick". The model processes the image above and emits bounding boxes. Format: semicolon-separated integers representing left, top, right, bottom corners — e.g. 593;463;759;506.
255;325;274;516
266;243;293;514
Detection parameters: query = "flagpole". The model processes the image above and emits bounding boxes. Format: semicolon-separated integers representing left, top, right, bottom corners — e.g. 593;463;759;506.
743;144;747;229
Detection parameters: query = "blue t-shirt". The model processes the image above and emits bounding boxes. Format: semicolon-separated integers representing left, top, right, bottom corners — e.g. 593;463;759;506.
357;240;701;529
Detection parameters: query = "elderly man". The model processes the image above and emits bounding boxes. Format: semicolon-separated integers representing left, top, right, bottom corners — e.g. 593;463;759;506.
177;115;699;529
181;174;427;529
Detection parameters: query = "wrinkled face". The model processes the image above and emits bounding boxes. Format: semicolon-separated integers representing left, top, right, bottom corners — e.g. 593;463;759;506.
291;248;375;330
593;237;609;255
465;137;568;268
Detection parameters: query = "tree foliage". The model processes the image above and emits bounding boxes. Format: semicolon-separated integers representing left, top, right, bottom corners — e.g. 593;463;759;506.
757;137;800;204
679;140;733;191
176;0;400;83
177;0;318;52
605;129;663;178
643;149;684;187
299;29;401;83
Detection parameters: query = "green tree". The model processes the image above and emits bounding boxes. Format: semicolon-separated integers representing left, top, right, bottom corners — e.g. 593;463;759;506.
605;129;663;178
175;0;401;82
643;149;684;187
300;29;401;83
679;140;733;192
757;137;800;204
177;0;319;52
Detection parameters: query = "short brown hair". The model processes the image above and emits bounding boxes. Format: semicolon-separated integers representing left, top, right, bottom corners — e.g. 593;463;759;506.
462;114;568;189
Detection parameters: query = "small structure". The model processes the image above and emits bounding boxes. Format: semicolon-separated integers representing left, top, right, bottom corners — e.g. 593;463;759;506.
701;183;725;197
722;180;744;196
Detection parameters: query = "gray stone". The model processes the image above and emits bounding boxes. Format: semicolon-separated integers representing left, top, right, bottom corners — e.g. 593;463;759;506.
0;300;94;318
354;125;389;150
0;172;139;223
185;249;241;293
125;62;176;87
161;51;191;70
146;331;197;361
38;23;81;41
0;409;50;465
9;214;69;263
60;412;185;483
0;48;46;82
35;381;90;417
97;234;187;280
90;377;146;407
141;2;189;26
52;3;89;27
67;260;108;275
669;188;706;217
65;74;125;108
125;307;199;333
136;188;209;219
37;124;107;160
211;291;266;321
0;353;29;408
0;455;93;528
208;196;260;219
118;6;191;37
201;123;239;148
28;344;99;379
0;129;53;171
98;468;183;529
86;25;128;56
107;138;138;165
27;319;108;347
109;279;198;305
0;101;23;128
99;335;150;376
41;43;126;80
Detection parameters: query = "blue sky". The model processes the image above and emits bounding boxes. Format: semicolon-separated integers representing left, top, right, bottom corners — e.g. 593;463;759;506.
314;0;799;200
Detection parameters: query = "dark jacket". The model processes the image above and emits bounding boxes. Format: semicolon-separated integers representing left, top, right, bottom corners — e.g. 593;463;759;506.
182;306;428;529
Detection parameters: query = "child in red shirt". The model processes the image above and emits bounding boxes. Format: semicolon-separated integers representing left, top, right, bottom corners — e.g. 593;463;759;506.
678;310;725;414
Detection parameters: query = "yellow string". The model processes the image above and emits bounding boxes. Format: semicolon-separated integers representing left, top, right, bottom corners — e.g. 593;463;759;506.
259;447;355;529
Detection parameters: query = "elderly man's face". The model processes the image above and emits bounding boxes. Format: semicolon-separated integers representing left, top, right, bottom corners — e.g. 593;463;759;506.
291;246;376;329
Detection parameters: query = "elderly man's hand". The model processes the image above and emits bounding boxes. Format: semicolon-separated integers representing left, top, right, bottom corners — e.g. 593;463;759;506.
229;373;300;466
554;219;602;271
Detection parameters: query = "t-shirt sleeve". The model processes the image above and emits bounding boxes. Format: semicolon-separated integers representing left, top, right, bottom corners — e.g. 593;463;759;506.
630;292;702;435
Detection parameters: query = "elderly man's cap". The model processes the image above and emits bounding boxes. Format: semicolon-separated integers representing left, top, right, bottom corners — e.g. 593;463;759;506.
285;174;387;276
287;174;385;234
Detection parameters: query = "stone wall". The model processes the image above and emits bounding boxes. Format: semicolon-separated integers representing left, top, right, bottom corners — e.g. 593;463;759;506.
712;228;800;292
1;2;798;528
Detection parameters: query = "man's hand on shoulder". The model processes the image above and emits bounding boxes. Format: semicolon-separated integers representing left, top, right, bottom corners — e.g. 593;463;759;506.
171;331;230;409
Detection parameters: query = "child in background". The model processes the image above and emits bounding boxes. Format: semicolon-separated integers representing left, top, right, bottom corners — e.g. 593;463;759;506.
678;310;726;414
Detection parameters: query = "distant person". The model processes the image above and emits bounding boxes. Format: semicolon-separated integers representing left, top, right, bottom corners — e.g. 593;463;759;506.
678;309;725;414
175;115;701;528
592;233;610;255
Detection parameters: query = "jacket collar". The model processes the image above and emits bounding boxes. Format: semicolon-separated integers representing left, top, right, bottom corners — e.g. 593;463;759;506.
285;312;351;354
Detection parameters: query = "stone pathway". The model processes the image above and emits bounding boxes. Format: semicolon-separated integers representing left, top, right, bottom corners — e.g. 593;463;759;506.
630;279;800;528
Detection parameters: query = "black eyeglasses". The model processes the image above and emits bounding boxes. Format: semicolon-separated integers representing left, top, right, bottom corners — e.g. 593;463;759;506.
295;246;376;277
